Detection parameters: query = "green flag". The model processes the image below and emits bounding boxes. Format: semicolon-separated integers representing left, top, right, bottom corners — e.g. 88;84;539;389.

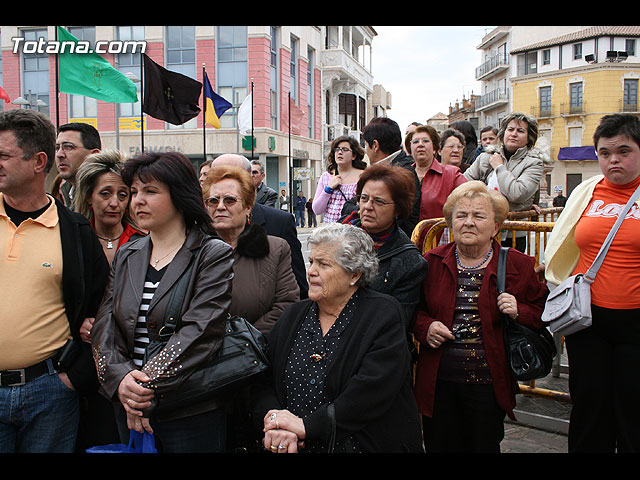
57;26;138;103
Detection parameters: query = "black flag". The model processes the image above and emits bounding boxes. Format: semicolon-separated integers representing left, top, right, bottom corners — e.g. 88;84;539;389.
142;54;202;125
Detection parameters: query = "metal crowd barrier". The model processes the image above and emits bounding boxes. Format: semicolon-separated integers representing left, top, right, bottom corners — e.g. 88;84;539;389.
411;208;571;405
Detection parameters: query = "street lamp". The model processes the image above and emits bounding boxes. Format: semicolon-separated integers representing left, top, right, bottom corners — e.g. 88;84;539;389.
12;90;47;109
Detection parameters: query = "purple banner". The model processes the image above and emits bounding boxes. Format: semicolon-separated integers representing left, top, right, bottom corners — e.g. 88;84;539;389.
557;146;597;161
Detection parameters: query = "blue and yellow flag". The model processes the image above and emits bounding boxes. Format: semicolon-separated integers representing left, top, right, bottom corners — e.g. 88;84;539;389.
204;72;232;129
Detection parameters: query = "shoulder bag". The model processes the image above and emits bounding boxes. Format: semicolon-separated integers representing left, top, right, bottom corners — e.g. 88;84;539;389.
542;183;640;336
498;246;556;381
143;259;270;416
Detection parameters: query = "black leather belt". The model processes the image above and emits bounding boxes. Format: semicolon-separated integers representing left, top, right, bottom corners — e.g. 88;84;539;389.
0;353;60;387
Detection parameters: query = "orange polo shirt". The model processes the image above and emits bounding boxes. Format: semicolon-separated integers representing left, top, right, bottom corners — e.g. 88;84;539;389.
573;175;640;309
0;194;70;369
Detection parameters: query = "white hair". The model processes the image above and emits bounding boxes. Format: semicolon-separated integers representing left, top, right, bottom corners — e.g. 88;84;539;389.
308;223;379;286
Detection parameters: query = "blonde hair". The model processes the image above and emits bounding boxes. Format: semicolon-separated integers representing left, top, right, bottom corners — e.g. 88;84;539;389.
443;180;509;227
73;150;139;230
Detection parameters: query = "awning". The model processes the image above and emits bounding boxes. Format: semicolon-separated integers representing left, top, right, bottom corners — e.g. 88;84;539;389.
557;146;597;161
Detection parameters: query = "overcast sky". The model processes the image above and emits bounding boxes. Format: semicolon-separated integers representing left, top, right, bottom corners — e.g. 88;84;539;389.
370;25;495;131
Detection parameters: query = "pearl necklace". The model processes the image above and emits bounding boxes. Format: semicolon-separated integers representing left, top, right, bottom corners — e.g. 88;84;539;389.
455;246;493;270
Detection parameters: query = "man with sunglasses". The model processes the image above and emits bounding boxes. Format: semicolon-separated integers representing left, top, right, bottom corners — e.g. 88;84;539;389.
55;123;101;208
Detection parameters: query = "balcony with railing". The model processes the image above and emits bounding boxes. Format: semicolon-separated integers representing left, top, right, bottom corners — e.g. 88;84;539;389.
475;54;509;80
530;105;557;119
560;101;587;116
620;98;639;113
475;87;509;111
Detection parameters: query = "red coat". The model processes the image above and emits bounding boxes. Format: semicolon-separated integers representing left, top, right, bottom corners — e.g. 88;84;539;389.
418;159;466;221
412;241;548;420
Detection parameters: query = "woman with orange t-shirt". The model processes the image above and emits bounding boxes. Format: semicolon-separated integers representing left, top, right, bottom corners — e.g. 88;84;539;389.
544;113;640;453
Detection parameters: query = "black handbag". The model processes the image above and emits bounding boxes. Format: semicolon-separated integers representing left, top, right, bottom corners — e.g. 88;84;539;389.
144;260;270;415
497;247;556;382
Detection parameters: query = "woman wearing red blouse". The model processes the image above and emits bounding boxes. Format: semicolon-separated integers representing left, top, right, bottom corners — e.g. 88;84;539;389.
408;125;466;222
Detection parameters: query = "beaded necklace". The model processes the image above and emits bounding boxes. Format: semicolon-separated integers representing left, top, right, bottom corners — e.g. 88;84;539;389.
455;245;493;270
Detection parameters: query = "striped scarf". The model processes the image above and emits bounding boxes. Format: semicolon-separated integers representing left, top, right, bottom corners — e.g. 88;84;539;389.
341;210;397;248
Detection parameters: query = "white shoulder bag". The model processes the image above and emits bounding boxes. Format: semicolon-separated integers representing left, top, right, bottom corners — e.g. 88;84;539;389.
542;183;640;336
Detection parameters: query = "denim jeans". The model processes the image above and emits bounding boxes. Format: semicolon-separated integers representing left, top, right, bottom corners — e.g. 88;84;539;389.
0;359;79;453
295;210;305;227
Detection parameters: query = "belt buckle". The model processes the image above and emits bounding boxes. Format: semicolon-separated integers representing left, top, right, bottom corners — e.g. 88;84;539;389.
0;369;26;387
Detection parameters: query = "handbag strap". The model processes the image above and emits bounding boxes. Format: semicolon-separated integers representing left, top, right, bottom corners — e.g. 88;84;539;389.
497;246;514;330
584;182;640;281
159;259;195;338
497;246;508;294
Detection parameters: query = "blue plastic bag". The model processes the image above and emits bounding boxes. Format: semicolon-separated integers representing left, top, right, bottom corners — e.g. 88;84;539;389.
86;429;158;453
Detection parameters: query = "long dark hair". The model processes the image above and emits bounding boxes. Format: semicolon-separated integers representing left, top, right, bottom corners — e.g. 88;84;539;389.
326;135;367;173
122;151;215;235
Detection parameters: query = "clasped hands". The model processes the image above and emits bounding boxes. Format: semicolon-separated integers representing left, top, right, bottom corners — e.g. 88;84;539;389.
263;409;306;453
426;292;519;349
117;370;155;434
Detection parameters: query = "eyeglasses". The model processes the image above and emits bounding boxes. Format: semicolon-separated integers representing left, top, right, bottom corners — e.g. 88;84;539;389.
205;195;241;208
333;147;352;153
250;170;262;176
411;138;431;145
55;142;80;152
356;193;394;207
442;143;464;151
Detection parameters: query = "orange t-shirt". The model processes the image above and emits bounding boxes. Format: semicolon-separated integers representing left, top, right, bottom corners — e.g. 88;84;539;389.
573;175;640;309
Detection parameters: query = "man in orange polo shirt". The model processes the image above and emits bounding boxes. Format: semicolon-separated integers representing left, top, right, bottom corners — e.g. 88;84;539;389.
0;109;109;453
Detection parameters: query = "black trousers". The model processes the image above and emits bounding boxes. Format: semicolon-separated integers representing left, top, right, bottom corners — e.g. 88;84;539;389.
565;305;640;453
422;380;506;453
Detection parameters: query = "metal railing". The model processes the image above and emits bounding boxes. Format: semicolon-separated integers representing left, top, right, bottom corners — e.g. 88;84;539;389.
411;208;571;404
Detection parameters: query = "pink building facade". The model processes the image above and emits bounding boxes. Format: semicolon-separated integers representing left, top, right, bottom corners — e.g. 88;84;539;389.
0;26;324;199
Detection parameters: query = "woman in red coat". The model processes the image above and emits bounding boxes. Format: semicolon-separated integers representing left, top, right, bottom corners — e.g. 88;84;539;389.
412;181;548;453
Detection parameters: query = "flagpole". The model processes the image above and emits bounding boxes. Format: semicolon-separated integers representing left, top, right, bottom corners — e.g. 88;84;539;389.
288;91;292;214
140;52;144;153
202;64;206;164
250;80;254;159
54;26;60;128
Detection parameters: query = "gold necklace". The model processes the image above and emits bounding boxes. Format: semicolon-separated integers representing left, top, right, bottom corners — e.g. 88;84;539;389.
152;243;182;268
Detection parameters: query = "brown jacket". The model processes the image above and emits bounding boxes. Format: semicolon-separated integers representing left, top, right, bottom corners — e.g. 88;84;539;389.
91;228;234;406
229;222;299;335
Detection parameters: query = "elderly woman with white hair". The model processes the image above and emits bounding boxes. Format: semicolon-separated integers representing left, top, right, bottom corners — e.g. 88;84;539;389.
251;223;424;453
